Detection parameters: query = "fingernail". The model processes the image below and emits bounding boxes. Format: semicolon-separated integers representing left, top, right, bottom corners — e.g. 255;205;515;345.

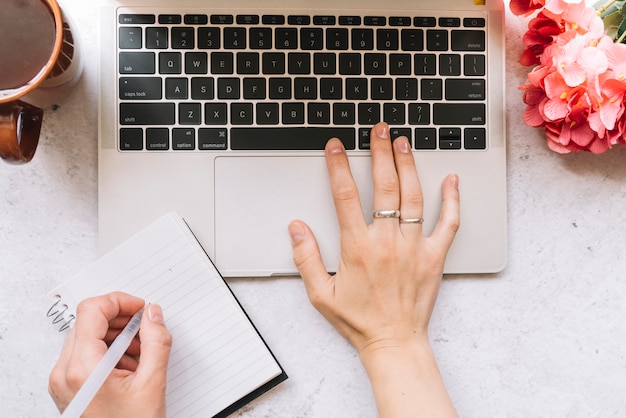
396;137;410;153
147;304;164;323
288;222;306;244
326;139;344;155
450;173;459;189
375;123;389;139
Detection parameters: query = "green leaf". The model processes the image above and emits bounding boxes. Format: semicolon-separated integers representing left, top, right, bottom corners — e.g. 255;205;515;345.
618;17;626;42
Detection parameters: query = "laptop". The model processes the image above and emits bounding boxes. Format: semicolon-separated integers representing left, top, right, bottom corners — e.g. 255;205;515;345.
98;0;507;277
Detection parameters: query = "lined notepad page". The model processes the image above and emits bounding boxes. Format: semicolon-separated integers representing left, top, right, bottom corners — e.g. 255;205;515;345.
50;213;284;417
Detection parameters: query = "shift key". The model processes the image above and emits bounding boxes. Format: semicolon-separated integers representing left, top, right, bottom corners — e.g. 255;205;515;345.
120;103;175;125
433;103;485;125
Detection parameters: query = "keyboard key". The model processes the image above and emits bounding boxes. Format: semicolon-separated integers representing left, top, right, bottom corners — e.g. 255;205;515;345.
171;27;194;49
119;77;162;100
185;52;208;74
390;54;411;75
211;52;234;74
352;29;374;50
191;77;215;100
237;15;260;25
439;17;461;27
119;14;155;25
276;28;298;49
224;27;246;49
184;14;208;25
308;102;331;124
358;103;380;125
256;103;279;124
159;52;182;74
314;16;336;25
179;103;201;125
326;28;349;50
250;28;272;49
359;128;371;149
346;78;367;100
439;54;461;76
339;16;361;26
465;128;486;149
231;103;254;125
451;30;486;51
165;78;188;99
282;103;305;124
288;15;311;25
314;53;336;75
199;128;228;150
414;17;436;27
119;128;143;150
395;78;418;100
320;78;342;99
377;29;399;50
205;103;227;124
262;53;286;74
146;128;169;150
408;103;430;125
364;16;386;26
390;17;411;27
426;30;448;51
294;77;317;99
364;53;386;75
445;79;485;100
464;54;486;76
439;128;462;149
243;78;266;99
390;128;412;143
464;17;486;28
237;52;260;74
158;14;181;25
339;53;361;75
198;27;220;49
371;78;393;100
120;103;175;125
288;53;311;74
119;52;155;74
145;27;168;49
262;15;285;25
433;103;486;125
421;79;442;100
401;29;424;51
269;78;291;99
301;28;324;50
119;27;142;49
172;128;196;150
333;103;355;125
231;127;355;150
217;78;240;99
414;54;436;75
415;128;437;149
383;103;405;124
211;15;234;25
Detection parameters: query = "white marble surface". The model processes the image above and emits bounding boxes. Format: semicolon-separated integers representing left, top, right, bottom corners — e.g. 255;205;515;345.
3;1;626;417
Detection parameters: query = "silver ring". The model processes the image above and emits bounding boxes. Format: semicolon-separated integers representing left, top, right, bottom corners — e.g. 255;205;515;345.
399;218;424;224
373;210;401;219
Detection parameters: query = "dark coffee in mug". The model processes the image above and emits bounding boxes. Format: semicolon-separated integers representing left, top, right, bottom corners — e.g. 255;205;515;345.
0;0;57;90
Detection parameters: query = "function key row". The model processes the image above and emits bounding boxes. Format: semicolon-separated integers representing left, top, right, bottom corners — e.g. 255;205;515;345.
120;14;486;28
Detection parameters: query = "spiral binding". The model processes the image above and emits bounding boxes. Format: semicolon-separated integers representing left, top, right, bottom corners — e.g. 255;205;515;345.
47;295;75;332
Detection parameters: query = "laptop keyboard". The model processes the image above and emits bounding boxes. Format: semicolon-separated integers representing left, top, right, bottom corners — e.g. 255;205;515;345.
116;11;488;152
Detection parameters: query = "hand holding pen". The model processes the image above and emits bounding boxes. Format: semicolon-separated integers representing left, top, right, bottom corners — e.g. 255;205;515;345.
49;292;172;418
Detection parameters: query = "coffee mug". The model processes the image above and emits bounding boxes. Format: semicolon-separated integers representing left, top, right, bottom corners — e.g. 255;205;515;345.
0;0;82;164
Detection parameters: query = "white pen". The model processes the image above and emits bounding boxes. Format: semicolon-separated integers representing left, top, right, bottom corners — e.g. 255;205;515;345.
61;307;144;418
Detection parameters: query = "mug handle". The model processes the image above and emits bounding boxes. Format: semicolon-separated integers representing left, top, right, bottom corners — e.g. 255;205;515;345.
0;101;44;164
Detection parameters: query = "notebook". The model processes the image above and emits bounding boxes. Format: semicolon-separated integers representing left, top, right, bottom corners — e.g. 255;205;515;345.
46;212;288;417
98;0;507;277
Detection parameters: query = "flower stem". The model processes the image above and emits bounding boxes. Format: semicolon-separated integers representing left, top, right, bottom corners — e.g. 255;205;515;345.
596;0;617;15
618;29;626;43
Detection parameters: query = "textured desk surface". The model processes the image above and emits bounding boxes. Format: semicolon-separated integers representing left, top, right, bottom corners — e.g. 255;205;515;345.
2;1;626;417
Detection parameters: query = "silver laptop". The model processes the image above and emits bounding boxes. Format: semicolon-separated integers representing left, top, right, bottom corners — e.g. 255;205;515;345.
98;0;507;277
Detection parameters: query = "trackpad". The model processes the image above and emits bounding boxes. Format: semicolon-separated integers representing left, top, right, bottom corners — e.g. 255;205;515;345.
213;155;371;277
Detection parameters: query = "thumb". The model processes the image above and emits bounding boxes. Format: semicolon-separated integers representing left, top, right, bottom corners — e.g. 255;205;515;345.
134;304;172;385
288;221;332;306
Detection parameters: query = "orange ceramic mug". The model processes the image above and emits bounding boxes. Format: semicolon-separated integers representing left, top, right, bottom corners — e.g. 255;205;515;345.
0;0;82;164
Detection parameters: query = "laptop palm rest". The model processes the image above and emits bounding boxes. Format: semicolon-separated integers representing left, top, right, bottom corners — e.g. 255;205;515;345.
213;155;372;277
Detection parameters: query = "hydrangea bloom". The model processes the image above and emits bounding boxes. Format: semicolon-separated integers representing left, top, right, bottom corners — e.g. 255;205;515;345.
512;0;626;153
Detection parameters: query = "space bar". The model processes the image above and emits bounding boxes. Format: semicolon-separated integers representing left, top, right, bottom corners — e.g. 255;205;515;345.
230;128;355;150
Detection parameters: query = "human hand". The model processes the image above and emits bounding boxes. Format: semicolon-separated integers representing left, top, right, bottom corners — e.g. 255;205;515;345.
49;292;172;418
289;122;460;417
